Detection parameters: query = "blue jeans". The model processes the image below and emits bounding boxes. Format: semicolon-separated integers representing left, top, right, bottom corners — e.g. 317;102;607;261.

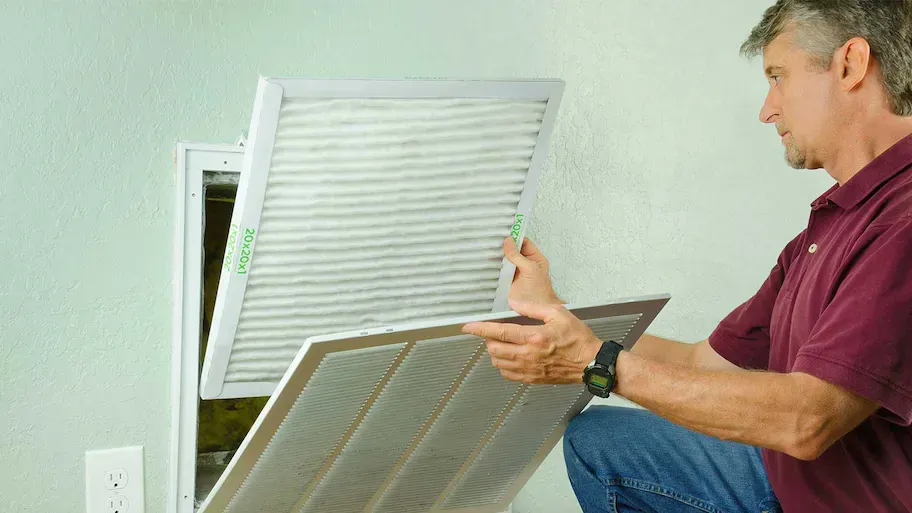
563;406;782;513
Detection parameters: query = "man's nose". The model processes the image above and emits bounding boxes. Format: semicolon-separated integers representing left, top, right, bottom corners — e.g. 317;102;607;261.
759;89;779;124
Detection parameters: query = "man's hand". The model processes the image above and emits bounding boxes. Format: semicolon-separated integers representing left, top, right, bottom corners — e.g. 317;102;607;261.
462;299;602;384
505;237;563;305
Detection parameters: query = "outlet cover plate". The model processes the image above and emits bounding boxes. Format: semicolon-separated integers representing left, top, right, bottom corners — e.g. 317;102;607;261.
86;446;145;513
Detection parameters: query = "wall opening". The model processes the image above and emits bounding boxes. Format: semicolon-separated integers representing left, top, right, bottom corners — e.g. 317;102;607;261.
194;177;268;505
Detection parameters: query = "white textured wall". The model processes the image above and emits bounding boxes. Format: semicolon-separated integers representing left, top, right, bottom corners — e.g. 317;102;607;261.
0;1;830;511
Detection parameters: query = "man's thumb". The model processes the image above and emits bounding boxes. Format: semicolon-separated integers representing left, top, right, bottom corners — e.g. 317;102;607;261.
504;237;532;271
509;298;558;322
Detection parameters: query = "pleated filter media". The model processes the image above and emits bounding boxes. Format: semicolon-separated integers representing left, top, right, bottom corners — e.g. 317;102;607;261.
200;78;565;400
198;296;670;513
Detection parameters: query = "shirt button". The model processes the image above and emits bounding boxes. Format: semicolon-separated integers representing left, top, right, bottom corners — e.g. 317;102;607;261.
809;243;818;254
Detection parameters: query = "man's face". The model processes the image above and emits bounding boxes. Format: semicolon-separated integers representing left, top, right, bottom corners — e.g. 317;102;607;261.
759;27;836;170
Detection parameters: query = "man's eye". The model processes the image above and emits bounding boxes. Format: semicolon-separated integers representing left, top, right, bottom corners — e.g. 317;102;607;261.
772;76;781;84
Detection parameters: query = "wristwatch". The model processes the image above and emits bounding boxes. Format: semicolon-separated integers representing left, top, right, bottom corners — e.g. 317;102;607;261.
583;340;624;397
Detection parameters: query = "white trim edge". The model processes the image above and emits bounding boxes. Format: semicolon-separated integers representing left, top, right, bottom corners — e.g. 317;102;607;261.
169;142;244;513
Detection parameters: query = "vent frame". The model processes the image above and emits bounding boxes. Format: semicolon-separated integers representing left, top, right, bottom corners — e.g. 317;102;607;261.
197;294;670;513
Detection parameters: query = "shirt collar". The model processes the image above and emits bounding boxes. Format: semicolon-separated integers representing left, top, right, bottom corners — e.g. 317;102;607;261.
813;133;912;211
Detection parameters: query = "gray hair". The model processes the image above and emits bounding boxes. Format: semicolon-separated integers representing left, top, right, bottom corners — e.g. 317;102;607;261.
741;0;912;116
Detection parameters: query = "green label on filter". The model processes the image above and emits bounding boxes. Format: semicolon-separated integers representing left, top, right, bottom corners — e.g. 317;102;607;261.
223;224;239;271
510;213;525;243
236;228;257;275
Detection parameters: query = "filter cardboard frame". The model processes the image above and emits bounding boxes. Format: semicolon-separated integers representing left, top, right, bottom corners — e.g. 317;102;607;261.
200;77;566;400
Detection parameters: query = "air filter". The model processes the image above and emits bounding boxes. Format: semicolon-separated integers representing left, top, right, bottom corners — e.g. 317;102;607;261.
200;78;565;399
197;294;669;513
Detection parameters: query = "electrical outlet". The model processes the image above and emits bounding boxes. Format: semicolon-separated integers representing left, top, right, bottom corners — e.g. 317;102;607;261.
105;469;128;490
104;495;129;513
85;446;144;513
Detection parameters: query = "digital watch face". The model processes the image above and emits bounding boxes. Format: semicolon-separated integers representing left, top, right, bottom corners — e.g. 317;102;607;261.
589;373;610;390
586;366;613;397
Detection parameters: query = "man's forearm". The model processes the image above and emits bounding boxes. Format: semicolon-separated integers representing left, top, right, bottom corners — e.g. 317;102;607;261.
614;350;813;458
630;334;695;366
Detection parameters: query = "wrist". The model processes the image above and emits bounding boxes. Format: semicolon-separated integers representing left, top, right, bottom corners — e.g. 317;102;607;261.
571;337;603;384
581;339;624;396
583;334;602;363
613;350;636;397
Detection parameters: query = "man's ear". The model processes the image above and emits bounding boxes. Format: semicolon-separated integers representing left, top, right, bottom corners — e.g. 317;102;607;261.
835;37;872;91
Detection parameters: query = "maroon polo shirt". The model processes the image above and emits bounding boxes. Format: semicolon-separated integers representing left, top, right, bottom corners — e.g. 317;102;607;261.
709;133;912;512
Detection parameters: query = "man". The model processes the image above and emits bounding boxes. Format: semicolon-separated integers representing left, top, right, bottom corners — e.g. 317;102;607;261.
462;1;912;511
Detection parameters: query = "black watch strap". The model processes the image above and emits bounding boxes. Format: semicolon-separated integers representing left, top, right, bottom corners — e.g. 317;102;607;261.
584;340;624;397
596;340;624;367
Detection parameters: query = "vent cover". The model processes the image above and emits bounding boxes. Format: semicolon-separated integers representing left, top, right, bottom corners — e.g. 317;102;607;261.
197;295;669;513
200;78;565;399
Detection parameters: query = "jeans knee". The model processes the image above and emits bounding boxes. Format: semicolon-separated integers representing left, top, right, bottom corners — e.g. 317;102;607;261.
564;406;626;470
564;406;663;475
566;406;642;444
562;414;586;469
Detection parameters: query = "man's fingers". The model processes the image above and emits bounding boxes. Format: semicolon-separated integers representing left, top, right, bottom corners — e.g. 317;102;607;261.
519;237;548;264
498;368;528;383
485;340;523;360
503;237;534;272
508;298;561;323
462;321;525;343
489;355;524;371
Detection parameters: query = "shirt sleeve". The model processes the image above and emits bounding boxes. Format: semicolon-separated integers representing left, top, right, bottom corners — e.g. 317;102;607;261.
709;231;806;370
793;217;912;425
